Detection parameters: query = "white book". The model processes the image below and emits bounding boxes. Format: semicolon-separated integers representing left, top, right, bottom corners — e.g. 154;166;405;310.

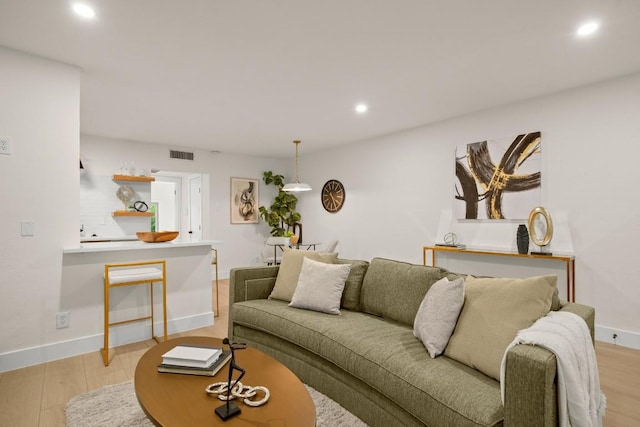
161;345;222;368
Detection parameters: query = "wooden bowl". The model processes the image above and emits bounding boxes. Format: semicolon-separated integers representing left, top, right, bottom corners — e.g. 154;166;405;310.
136;231;179;243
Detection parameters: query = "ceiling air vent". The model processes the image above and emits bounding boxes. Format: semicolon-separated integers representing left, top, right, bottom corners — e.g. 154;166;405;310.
169;149;194;161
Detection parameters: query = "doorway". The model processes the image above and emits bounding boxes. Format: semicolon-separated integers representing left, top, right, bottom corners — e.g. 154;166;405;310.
151;172;206;240
189;175;202;241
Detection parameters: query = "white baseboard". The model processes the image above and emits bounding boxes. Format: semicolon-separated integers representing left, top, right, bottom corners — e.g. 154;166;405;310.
0;312;214;373
595;325;640;350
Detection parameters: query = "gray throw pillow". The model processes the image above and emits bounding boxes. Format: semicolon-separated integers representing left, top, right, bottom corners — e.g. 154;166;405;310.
289;258;351;314
413;277;465;358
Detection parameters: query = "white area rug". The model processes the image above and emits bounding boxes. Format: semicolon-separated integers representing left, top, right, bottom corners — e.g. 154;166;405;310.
65;381;367;427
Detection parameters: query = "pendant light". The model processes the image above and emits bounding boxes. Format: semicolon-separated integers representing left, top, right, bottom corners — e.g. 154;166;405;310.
282;140;312;192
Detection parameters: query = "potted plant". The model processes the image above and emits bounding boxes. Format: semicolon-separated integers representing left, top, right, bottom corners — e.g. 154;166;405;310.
258;171;302;237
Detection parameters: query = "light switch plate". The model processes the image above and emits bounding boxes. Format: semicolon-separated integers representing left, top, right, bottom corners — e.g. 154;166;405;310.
0;138;11;155
21;221;35;237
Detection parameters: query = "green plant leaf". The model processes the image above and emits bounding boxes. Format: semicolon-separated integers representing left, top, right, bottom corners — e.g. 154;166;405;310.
259;170;302;237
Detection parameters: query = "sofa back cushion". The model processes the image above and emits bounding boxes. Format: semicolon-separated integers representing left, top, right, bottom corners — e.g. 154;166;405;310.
337;259;369;311
444;274;557;381
360;258;449;326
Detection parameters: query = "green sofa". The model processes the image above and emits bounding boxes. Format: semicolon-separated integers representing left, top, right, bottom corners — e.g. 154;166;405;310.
228;257;595;427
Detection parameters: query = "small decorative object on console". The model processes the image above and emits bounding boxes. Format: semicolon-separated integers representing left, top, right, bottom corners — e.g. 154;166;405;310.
528;206;553;255
435;232;466;249
516;224;529;254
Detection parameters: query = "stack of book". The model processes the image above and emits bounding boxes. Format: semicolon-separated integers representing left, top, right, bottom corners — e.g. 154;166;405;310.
157;344;231;376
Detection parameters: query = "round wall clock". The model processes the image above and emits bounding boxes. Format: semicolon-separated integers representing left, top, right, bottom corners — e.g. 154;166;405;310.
321;179;345;213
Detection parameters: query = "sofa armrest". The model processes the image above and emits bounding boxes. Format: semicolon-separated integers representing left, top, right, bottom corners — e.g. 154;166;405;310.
228;266;279;338
503;301;595;426
559;301;595;343
503;344;557;427
230;266;279;303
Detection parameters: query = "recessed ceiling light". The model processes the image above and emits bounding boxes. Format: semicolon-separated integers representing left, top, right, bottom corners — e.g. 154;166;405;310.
72;3;96;19
576;21;599;37
355;104;368;114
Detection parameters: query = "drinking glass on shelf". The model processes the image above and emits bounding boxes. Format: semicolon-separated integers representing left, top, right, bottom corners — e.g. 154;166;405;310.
120;160;128;175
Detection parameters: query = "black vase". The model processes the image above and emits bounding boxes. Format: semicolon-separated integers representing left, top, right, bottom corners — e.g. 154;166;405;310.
517;224;529;254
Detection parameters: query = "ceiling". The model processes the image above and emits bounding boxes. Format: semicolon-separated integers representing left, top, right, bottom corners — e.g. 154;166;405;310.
1;1;640;158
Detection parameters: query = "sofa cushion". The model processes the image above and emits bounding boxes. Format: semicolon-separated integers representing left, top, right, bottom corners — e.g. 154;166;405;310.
414;277;465;358
289;258;351;314
336;259;369;311
269;249;339;302
232;299;503;427
444;275;557;381
360;257;449;326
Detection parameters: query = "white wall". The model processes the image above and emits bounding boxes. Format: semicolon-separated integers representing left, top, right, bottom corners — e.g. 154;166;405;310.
0;47;80;364
297;72;640;349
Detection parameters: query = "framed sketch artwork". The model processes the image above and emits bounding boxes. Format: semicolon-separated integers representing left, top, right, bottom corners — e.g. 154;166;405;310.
230;177;259;224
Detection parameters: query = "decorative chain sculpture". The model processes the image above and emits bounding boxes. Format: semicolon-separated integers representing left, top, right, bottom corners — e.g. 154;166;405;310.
206;381;270;407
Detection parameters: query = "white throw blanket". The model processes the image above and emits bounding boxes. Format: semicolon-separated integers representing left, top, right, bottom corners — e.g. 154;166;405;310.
500;311;606;427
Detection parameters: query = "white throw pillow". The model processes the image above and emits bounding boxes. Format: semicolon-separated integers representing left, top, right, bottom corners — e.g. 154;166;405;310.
269;249;339;302
413;277;465;358
289;257;351;314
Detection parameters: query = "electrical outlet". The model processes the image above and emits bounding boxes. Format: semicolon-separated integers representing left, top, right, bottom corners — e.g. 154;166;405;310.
56;311;70;329
0;138;12;155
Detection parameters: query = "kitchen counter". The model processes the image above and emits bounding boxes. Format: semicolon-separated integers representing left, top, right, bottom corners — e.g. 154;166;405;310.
64;239;222;254
80;236;139;243
60;238;223;351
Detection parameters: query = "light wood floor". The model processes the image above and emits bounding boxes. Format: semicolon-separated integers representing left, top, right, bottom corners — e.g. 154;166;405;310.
1;279;638;426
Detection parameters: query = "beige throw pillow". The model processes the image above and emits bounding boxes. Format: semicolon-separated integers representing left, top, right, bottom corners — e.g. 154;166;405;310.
413;277;465;358
444;275;557;381
289;258;351;314
269;249;339;302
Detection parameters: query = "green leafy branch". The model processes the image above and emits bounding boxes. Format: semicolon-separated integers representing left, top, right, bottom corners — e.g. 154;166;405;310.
258;171;302;236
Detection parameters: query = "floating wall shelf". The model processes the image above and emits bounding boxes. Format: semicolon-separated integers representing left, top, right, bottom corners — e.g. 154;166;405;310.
112;211;154;217
112;174;155;182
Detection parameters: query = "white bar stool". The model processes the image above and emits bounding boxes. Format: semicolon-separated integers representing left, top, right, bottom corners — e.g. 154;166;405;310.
102;260;168;366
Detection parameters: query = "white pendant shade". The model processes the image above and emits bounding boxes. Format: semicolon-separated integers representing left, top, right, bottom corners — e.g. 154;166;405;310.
283;140;311;192
282;181;312;192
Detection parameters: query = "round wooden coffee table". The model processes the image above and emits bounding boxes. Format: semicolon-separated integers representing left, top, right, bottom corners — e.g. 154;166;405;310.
134;336;316;426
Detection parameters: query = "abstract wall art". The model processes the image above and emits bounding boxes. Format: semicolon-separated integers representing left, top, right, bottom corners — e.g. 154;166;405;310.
454;132;542;220
231;177;259;224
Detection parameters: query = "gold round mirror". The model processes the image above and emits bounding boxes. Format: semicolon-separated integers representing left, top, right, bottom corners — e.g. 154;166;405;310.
528;207;553;247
